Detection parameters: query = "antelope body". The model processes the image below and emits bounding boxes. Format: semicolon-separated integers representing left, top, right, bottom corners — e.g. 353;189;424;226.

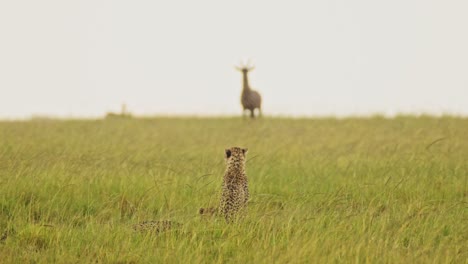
236;62;262;118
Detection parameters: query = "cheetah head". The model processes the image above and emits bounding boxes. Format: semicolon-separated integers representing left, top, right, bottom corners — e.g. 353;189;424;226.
225;147;248;163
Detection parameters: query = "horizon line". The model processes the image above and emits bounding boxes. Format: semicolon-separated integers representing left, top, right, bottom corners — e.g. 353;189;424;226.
1;111;468;121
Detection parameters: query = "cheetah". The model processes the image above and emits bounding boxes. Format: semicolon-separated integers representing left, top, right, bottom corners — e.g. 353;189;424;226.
199;147;250;222
219;147;250;222
135;147;250;231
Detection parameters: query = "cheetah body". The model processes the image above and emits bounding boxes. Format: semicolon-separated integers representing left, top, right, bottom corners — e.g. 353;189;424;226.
219;147;249;222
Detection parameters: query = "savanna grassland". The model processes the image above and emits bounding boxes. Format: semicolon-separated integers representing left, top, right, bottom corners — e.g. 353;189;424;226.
0;117;466;263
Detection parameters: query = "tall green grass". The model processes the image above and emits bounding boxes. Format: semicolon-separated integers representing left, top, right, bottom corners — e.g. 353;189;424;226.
0;117;466;263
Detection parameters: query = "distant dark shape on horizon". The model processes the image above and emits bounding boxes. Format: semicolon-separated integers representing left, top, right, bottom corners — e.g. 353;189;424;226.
236;60;262;119
105;103;132;119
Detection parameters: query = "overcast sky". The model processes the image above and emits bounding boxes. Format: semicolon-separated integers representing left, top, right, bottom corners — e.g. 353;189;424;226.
1;0;467;118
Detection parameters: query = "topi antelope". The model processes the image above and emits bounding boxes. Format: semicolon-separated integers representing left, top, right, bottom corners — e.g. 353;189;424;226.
236;61;262;118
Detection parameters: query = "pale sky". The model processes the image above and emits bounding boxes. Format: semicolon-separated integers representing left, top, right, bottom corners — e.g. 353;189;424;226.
1;0;467;118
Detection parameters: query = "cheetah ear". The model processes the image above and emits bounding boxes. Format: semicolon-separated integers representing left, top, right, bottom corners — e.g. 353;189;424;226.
225;149;232;159
242;148;248;155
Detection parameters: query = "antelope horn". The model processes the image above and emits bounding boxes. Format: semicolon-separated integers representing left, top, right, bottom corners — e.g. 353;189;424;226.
247;58;255;70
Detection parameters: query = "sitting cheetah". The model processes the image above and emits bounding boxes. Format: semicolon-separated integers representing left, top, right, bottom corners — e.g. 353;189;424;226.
135;147;250;231
200;147;250;222
219;147;250;222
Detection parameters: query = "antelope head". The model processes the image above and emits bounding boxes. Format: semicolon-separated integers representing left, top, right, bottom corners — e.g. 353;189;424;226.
235;59;255;73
